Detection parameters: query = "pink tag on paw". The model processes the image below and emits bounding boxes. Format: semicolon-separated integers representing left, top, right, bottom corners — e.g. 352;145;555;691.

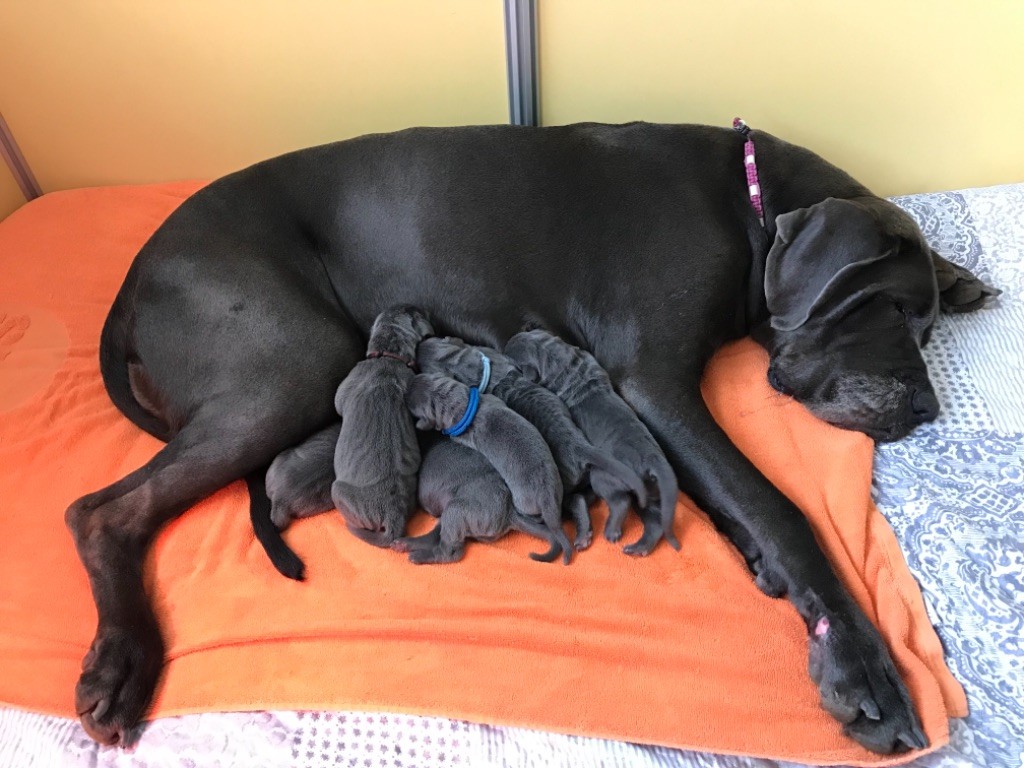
814;616;830;637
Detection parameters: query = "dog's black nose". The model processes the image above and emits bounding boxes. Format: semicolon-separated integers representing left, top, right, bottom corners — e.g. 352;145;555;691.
908;386;940;425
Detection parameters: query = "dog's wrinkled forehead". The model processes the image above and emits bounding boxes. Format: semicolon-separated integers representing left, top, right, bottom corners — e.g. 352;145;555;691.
765;197;938;333
369;305;434;348
417;336;467;368
504;329;570;381
405;373;468;421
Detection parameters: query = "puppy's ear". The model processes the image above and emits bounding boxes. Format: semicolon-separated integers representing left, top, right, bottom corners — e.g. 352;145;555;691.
930;249;1000;313
765;198;895;331
411;309;434;339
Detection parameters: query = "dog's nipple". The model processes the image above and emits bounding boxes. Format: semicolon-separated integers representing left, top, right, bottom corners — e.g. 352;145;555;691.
814;616;830;637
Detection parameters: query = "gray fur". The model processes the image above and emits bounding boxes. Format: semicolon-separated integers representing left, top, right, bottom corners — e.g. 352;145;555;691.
394;439;563;563
331;305;433;547
417;336;652;552
504;329;681;552
266;422;340;529
404;373;573;563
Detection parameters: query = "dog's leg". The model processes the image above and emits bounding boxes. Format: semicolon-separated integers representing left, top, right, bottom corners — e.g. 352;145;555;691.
64;385;348;745
621;506;664;557
600;487;633;544
392;526;442;553
566;493;593;550
615;371;927;755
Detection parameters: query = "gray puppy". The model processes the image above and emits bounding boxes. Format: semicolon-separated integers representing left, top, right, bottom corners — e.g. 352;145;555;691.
417;336;648;551
266;422;341;531
394;438;564;563
405;373;573;563
246;423;339;580
331;305;433;547
505;329;681;552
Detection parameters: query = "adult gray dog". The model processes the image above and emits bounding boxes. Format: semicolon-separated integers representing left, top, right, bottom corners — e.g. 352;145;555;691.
417;336;653;551
65;121;996;751
394;438;564;564
404;373;574;564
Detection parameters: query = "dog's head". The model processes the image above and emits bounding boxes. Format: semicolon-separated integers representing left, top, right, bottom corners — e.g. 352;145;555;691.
368;305;434;355
405;373;470;431
504;329;574;386
753;196;998;442
417;336;516;387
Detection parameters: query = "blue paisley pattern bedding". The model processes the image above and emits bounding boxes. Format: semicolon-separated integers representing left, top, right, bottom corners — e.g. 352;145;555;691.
1;184;1021;768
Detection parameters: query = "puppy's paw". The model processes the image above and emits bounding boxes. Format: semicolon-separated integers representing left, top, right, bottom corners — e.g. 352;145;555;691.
809;615;927;754
408;546;463;565
76;622;164;746
574;529;593;551
269;507;292;531
622;518;662;557
603;519;624;543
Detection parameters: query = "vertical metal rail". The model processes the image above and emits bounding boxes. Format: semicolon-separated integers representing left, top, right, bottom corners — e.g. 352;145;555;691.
504;0;539;126
0;111;42;200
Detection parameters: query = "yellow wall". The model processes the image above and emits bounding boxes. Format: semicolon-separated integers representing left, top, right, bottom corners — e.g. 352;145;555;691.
539;1;1024;196
2;2;1022;197
0;1;506;191
0;165;27;221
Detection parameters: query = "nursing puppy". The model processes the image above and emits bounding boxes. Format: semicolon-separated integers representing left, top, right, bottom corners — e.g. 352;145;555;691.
505;329;681;552
394;438;564;563
405;373;573;563
247;422;340;580
331;305;433;547
417;336;651;552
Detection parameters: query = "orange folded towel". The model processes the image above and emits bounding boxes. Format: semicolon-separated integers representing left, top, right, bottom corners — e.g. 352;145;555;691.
0;182;966;766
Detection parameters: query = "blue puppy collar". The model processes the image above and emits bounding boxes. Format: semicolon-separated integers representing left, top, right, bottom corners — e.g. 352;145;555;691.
478;352;491;393
441;352;491;437
442;387;480;437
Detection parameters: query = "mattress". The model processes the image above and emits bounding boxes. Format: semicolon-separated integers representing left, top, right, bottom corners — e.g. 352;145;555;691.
1;182;1021;768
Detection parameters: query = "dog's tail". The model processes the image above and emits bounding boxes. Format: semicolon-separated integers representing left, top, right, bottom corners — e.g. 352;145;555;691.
653;459;681;551
515;514;564;563
584;448;648;508
247;470;306;581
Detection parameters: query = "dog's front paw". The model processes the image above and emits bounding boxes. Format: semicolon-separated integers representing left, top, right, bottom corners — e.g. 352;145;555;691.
809;615;927;755
76;622;164;746
751;556;787;598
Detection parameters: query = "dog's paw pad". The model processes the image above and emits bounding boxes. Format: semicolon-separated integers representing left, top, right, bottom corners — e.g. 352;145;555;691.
76;626;163;746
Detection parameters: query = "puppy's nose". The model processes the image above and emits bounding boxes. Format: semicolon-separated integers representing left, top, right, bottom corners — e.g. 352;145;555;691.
908;386;940;425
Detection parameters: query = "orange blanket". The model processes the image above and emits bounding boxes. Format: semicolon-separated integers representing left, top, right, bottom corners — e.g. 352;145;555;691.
0;182;966;765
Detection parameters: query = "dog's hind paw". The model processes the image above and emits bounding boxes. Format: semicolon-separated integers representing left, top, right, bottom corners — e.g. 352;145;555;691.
76;623;163;746
603;519;624;543
574;529;593;551
809;614;928;754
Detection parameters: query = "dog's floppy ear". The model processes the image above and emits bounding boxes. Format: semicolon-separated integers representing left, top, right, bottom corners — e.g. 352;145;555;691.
930;249;1000;313
411;309;434;339
765;197;895;331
